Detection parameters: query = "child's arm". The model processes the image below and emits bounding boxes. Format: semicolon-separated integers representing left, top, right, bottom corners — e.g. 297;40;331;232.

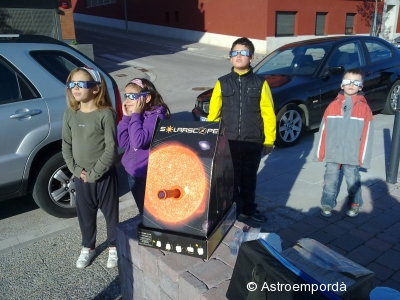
117;115;131;149
314;111;328;162
85;111;118;183
208;80;222;122
128;110;162;149
260;81;276;147
61;110;84;178
359;106;374;168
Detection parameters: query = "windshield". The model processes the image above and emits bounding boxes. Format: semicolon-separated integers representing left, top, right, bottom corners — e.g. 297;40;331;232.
255;45;330;76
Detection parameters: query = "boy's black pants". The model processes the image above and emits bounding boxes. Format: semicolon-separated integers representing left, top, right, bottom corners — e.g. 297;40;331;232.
228;140;263;217
75;168;119;249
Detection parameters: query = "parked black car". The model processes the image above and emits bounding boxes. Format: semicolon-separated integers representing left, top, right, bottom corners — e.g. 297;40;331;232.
192;36;400;147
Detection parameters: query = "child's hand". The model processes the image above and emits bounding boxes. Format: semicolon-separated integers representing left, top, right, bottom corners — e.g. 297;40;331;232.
122;100;133;117
262;146;274;156
80;170;87;183
129;96;146;114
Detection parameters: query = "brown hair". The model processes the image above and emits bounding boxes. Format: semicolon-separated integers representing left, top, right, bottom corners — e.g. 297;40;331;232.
231;37;255;54
343;68;364;81
66;67;115;113
125;78;171;119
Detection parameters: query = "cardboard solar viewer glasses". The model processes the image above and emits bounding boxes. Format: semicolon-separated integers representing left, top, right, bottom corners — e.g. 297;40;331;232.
137;120;236;259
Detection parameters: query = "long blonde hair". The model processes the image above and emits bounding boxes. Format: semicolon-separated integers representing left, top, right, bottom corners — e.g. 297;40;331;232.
66;67;115;112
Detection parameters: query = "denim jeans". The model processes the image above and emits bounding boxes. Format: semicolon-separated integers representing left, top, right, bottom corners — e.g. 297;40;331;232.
127;174;147;215
321;162;362;209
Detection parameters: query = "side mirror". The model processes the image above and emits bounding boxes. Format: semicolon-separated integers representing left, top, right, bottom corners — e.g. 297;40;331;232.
323;66;345;78
330;66;345;75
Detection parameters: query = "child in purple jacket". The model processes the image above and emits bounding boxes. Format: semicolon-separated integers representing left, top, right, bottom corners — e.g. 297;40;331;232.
117;78;171;214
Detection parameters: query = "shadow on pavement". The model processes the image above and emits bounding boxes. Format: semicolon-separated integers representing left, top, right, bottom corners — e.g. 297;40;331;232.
0;193;39;220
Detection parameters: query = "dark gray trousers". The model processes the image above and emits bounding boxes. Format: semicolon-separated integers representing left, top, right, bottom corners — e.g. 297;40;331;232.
229;140;263;216
75;168;119;249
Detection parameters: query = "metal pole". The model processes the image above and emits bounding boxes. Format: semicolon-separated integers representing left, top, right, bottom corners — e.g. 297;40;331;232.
373;0;378;36
124;0;128;34
386;95;400;184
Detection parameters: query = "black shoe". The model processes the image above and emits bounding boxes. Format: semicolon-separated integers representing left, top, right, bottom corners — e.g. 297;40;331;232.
239;210;267;222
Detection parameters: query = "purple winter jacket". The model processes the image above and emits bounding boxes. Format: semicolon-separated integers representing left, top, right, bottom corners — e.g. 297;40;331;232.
117;106;167;177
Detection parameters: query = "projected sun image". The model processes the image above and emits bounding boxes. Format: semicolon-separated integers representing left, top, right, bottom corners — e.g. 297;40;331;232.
145;142;208;224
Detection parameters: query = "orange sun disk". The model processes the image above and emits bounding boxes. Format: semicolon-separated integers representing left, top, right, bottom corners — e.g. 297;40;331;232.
145;142;208;224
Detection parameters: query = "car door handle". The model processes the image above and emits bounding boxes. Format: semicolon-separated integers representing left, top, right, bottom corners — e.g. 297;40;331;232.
9;109;43;119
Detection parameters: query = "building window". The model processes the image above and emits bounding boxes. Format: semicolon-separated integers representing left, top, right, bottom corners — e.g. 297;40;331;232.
276;12;296;37
345;13;355;35
165;12;169;23
86;0;116;8
315;13;327;36
175;11;179;23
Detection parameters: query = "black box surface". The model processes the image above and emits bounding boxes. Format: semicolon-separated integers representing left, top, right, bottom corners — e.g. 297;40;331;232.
138;203;236;259
227;239;374;300
142;120;234;237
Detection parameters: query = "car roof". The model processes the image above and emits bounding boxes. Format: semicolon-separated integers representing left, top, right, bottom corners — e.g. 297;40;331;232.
0;34;66;46
0;34;119;89
278;35;384;50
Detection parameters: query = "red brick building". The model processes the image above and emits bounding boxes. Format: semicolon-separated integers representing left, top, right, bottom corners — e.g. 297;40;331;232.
71;0;399;53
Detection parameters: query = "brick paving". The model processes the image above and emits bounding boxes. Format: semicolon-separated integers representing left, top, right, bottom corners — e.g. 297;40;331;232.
276;181;400;292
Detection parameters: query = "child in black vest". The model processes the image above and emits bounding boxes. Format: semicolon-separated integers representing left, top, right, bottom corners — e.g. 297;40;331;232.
208;37;276;222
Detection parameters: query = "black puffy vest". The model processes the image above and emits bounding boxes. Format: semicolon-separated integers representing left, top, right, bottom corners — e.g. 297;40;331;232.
219;67;265;144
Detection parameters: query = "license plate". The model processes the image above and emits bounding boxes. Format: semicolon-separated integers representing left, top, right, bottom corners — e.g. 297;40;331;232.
200;116;208;122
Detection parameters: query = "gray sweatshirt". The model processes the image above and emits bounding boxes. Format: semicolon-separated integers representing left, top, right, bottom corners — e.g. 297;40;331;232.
62;108;117;183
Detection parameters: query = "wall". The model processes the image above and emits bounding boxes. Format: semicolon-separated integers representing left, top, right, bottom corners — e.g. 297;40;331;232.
72;0;267;40
72;0;392;53
266;0;375;36
382;0;400;41
72;0;376;37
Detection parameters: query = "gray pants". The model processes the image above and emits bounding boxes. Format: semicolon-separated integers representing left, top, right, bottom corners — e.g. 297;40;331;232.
75;168;119;249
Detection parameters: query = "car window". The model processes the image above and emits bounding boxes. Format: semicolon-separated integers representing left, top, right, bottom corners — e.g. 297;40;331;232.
0;57;40;104
327;42;364;70
255;46;329;76
30;50;85;84
364;40;392;63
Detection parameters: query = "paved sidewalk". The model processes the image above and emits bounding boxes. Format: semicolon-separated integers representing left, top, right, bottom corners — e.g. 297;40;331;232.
74;21;267;65
256;113;400;292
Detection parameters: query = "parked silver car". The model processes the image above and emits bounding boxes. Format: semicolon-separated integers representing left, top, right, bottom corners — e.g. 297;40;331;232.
0;34;123;218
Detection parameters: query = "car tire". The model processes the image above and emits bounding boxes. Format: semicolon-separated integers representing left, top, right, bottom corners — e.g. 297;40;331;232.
32;152;77;218
382;80;400;115
275;104;305;148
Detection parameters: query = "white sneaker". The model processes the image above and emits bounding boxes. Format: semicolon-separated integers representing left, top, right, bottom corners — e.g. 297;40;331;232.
76;247;96;269
107;247;118;268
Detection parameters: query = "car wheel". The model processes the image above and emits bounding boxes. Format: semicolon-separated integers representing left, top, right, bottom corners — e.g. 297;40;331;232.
382;80;400;115
32;152;77;218
275;104;305;148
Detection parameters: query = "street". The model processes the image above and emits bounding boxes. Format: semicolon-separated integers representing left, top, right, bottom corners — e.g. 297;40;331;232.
80;26;231;119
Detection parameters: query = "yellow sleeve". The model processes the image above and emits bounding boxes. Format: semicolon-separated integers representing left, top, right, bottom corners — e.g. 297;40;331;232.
207;80;222;122
260;81;276;146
